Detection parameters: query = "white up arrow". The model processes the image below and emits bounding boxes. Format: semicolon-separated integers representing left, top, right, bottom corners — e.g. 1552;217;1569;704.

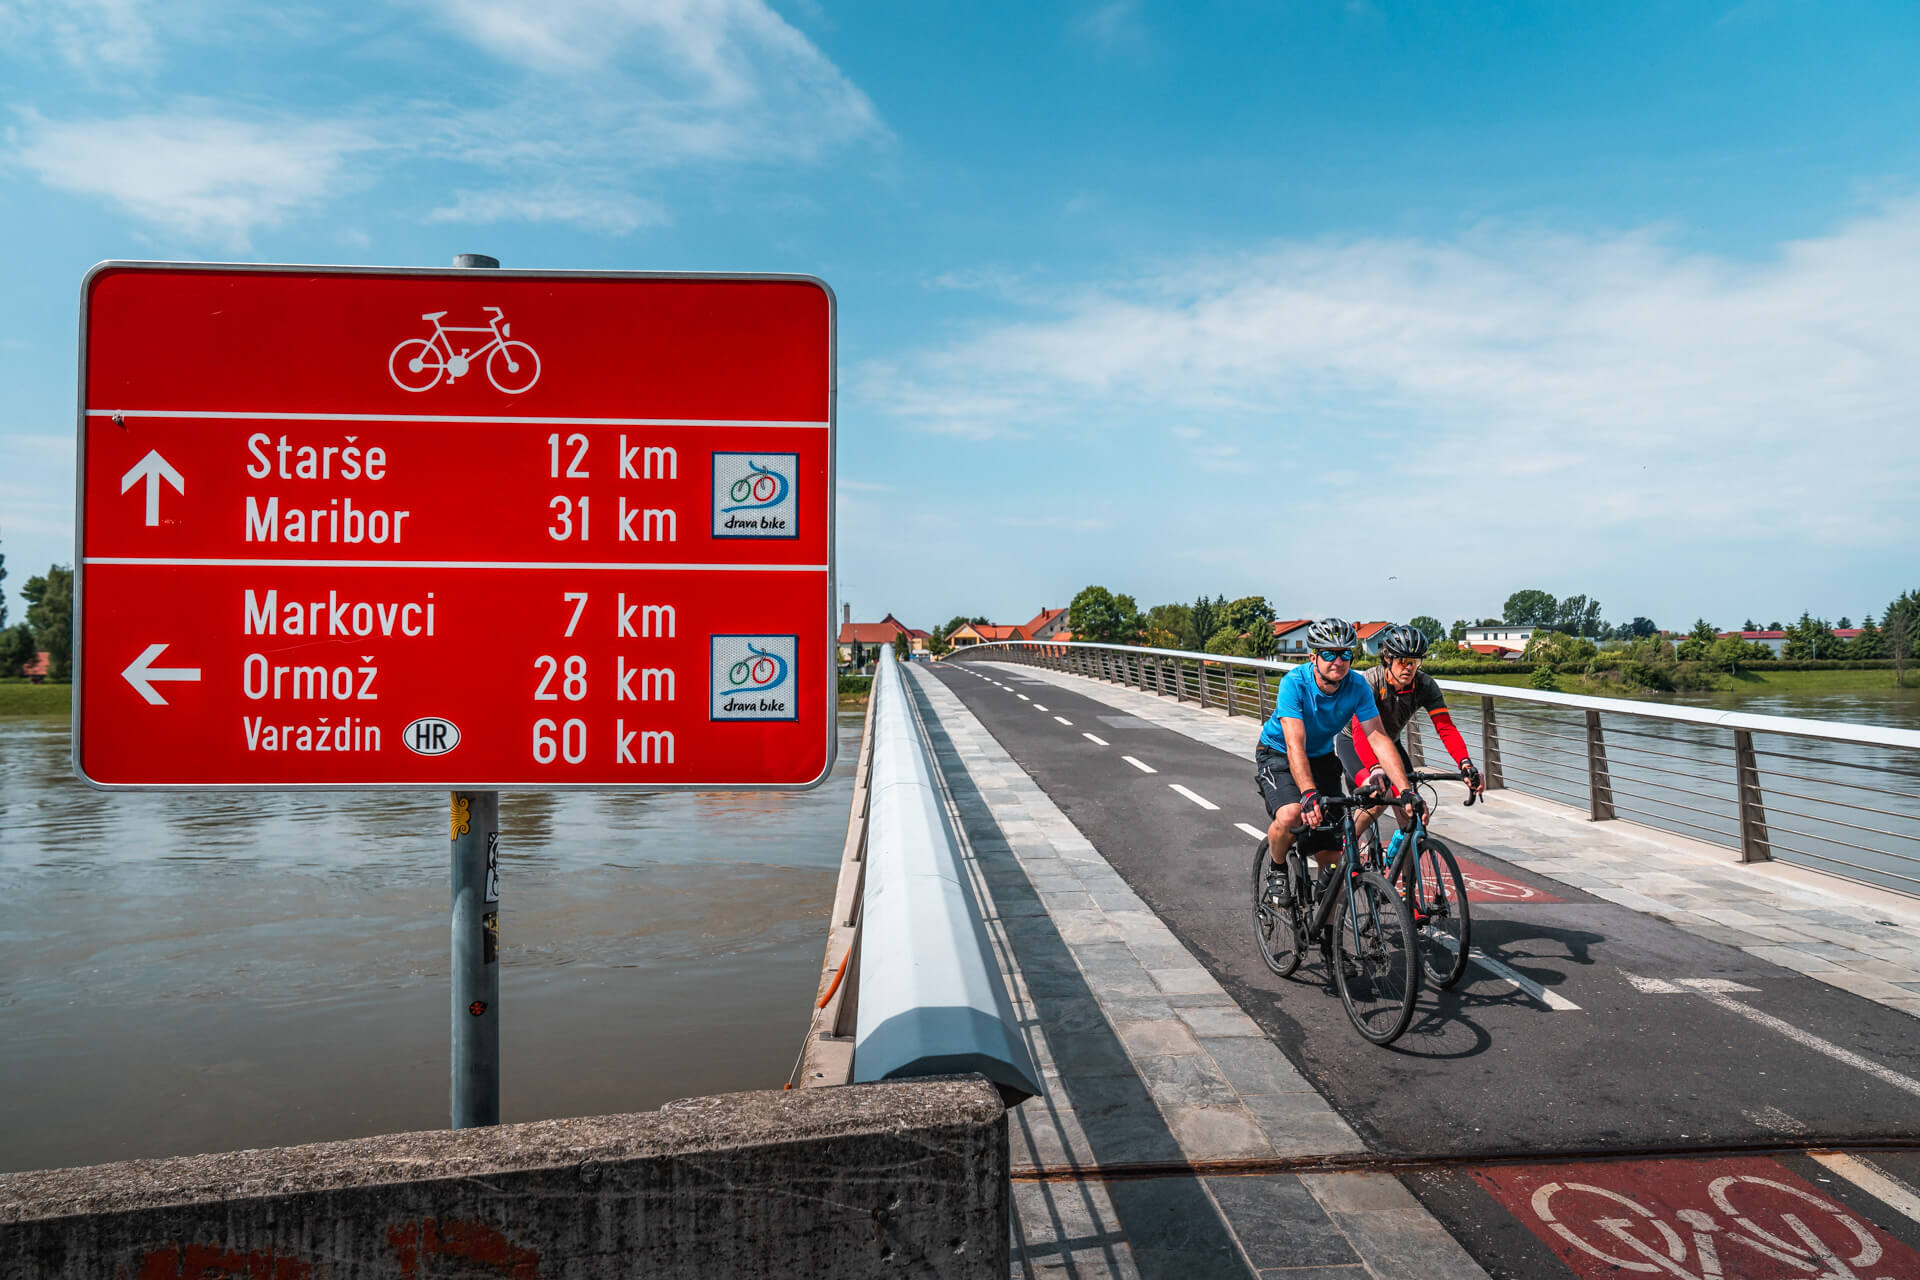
120;450;185;526
122;643;202;705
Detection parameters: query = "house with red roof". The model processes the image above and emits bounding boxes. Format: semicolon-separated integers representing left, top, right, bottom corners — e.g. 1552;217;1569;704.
1270;619;1314;654
1020;606;1070;641
836;608;927;665
21;650;50;682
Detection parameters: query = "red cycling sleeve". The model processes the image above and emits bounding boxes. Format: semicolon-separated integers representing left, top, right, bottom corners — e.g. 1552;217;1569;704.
1349;715;1381;773
1428;707;1471;765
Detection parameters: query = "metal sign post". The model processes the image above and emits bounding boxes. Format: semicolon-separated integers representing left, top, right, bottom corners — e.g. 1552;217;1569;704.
448;253;501;1129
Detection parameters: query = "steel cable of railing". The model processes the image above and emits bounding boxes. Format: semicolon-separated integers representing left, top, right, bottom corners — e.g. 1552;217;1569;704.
1747;767;1920;806
1752;747;1920;786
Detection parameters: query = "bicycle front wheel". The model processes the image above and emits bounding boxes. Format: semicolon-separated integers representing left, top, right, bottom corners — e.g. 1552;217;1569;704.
1412;835;1471;989
1334;870;1420;1045
1250;838;1304;978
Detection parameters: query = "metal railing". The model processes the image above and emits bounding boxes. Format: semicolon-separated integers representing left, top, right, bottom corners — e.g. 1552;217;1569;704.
794;652;1041;1102
952;641;1920;898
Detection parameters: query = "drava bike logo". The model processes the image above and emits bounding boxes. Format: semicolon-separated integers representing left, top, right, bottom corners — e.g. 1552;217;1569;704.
721;461;790;513
388;307;541;394
724;643;789;694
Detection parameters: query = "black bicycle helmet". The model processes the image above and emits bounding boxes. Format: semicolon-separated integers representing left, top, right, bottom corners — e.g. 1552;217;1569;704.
1304;617;1358;650
1378;623;1430;660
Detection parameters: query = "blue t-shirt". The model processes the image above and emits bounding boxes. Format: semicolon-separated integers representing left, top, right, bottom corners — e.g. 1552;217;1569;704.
1258;663;1379;757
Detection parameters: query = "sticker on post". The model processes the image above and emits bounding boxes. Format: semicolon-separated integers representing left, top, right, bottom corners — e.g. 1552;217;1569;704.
711;452;798;538
405;717;461;755
711;635;798;721
485;832;500;903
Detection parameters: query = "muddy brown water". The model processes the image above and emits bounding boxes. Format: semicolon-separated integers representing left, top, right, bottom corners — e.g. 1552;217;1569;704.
0;711;859;1174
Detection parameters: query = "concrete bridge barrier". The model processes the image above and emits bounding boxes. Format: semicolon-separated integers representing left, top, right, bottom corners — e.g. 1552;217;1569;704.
0;1077;1007;1279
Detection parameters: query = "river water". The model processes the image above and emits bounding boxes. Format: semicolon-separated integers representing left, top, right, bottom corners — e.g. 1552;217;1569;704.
0;711;857;1175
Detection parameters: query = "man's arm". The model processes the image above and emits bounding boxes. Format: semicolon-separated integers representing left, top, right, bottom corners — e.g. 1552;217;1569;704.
1361;717;1412;795
1282;717;1316;795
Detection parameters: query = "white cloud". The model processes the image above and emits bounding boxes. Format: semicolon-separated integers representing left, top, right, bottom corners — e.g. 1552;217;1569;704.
427;185;667;235
872;200;1920;556
428;0;882;163
0;0;155;70
8;109;375;248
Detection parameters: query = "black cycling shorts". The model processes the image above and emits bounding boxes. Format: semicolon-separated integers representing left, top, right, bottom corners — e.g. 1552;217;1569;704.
1335;734;1410;787
1254;745;1346;820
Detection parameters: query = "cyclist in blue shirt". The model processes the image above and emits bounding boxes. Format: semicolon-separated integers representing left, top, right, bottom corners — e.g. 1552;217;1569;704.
1256;618;1414;897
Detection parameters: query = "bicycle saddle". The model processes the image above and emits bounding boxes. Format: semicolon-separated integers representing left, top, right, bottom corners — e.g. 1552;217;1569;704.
420;310;448;321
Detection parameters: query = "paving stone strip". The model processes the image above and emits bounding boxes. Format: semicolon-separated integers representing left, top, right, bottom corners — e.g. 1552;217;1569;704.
975;659;1920;1023
902;664;1490;1280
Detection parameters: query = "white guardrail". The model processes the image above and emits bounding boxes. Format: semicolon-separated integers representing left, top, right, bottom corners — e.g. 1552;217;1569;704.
793;652;1040;1103
953;640;1920;898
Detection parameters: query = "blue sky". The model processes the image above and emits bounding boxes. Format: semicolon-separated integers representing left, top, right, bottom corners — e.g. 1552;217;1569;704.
2;0;1915;635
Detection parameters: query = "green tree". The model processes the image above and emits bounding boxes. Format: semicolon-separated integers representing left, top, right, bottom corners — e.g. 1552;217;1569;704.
1449;619;1468;642
1144;602;1195;650
1837;616;1852;630
1552;593;1604;636
1849;616;1885;659
22;566;72;681
1190;594;1225;651
0;624;33;677
1503;589;1557;626
1783;612;1839;660
1622;617;1658;638
1528;665;1558;691
1409;615;1444;644
892;632;911;662
1069;585;1144;645
1526;631;1597;668
1219;595;1277;657
848;640;866;670
1742;618;1756;631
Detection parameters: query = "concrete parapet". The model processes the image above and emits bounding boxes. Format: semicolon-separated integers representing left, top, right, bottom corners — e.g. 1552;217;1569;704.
0;1077;1007;1279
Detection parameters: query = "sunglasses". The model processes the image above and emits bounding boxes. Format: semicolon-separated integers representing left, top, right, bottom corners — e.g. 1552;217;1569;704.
1315;648;1354;663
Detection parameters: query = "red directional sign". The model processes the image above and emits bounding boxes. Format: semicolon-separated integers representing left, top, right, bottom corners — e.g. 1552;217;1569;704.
76;263;835;788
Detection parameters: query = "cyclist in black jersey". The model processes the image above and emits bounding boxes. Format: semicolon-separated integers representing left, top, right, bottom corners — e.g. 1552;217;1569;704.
1334;624;1485;844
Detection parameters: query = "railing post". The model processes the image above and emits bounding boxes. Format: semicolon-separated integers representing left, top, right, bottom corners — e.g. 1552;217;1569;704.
1257;668;1268;718
1481;695;1505;790
1734;730;1773;862
1225;662;1236;715
1405;714;1426;769
1585;708;1615;821
1197;661;1209;708
1173;658;1187;702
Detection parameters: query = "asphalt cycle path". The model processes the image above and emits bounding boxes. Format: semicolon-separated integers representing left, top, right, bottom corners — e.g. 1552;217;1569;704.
936;659;1920;1278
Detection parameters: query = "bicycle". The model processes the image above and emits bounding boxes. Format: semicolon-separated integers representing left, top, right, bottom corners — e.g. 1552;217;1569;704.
1358;769;1477;990
388;307;541;394
1251;787;1421;1046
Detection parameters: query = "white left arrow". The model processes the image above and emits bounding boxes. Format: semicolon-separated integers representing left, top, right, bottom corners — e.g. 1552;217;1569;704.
120;450;185;526
123;643;201;705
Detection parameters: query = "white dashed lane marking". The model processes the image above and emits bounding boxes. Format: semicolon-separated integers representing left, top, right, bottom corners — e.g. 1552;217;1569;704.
1235;822;1267;840
1083;733;1109;746
1017;694;1029;701
1169;784;1218;811
1034;704;1049;712
1439;937;1580;1011
1054;716;1073;726
1122;756;1157;774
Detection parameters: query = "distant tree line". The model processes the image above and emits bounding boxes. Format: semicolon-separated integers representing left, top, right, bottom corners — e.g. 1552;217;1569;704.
0;534;70;680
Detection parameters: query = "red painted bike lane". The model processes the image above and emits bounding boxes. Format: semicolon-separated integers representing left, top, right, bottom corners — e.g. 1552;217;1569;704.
1469;1154;1920;1279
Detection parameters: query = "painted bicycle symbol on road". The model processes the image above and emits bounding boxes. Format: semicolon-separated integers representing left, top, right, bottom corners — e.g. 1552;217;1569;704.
1533;1173;1897;1279
388;307;540;394
725;643;788;693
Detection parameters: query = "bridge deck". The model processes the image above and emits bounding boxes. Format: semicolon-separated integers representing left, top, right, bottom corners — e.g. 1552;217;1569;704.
908;659;1920;1280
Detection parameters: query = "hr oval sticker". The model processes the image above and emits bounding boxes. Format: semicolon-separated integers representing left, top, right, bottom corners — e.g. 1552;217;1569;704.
405;717;461;755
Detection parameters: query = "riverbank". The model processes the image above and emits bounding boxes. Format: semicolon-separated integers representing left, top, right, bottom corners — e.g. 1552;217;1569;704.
1447;667;1917;698
0;681;67;717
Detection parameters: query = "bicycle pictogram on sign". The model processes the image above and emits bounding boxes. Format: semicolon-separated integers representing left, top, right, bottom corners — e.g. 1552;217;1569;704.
388;307;540;394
